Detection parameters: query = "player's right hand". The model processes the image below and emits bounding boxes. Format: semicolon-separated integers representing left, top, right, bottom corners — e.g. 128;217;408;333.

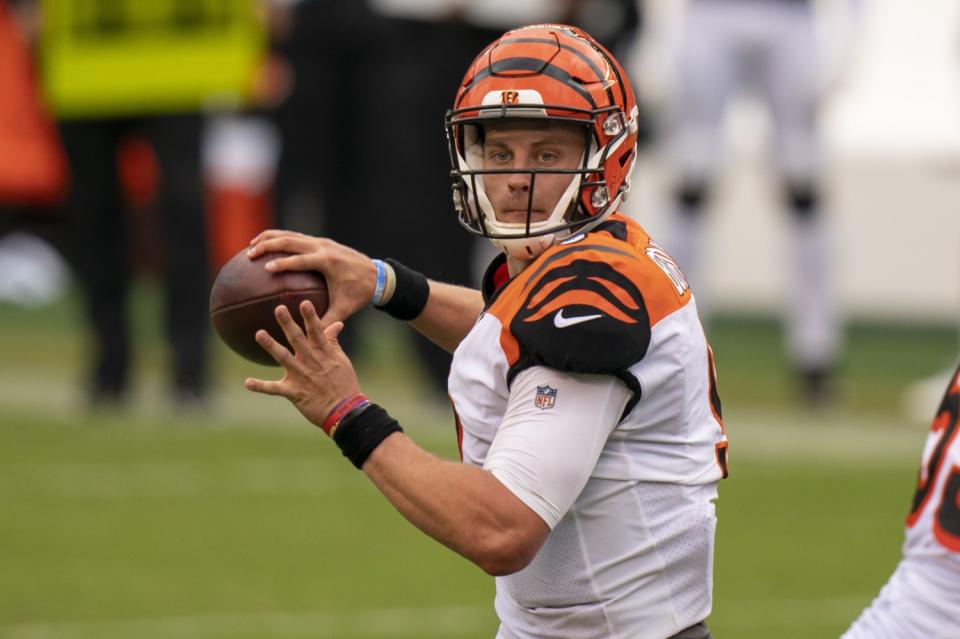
247;230;377;327
244;301;362;432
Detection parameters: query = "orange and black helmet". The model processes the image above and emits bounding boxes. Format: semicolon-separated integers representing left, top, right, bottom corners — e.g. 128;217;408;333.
446;24;640;259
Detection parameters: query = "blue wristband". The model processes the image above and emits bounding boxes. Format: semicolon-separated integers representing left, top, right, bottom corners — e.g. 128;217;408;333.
371;259;387;306
376;259;429;321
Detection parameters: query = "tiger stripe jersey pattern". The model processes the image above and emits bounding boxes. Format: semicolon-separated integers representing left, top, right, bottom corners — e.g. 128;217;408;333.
843;361;960;639
448;213;728;638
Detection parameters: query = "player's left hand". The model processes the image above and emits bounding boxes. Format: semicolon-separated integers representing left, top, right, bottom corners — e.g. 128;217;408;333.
244;300;361;431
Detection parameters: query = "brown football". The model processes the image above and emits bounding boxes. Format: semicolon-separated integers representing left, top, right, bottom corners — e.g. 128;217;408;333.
210;249;328;366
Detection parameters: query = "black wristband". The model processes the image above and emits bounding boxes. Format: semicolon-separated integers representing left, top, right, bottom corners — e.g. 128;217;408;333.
377;259;430;321
332;403;403;469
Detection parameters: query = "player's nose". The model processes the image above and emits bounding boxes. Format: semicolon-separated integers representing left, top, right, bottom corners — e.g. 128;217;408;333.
507;170;532;193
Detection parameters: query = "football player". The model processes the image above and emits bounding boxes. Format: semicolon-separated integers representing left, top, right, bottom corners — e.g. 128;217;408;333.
246;24;728;639
842;360;960;638
665;0;860;404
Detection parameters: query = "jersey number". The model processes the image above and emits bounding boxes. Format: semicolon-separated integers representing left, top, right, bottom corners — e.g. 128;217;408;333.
645;242;688;296
707;345;727;478
937;466;960;551
907;384;960;552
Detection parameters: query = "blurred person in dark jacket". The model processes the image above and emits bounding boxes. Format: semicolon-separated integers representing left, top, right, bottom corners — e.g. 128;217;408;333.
39;0;264;406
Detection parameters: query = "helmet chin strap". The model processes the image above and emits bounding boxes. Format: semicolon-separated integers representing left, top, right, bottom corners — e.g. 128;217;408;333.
492;191;625;260
490;177;626;261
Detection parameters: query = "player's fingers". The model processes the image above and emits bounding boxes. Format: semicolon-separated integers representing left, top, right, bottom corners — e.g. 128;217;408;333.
248;229;298;249
248;228;282;245
323;321;345;351
249;228;307;245
255;328;297;369
244;376;289;398
273;305;310;355
264;251;326;275
300;300;325;343
303;313;340;358
247;232;313;259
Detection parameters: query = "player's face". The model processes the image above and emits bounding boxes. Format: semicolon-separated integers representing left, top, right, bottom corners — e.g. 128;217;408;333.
481;121;587;225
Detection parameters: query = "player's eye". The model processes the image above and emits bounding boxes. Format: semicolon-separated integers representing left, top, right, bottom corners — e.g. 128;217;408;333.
538;150;559;163
489;151;511;163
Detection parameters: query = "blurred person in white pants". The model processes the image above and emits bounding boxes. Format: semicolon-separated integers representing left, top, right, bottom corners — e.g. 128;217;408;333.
666;0;858;405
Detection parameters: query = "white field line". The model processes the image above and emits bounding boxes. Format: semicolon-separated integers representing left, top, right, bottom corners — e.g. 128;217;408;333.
1;369;924;465
0;372;307;427
0;605;494;639
0;459;350;500
0;372;453;435
0;410;925;505
0;413;922;502
726;410;923;467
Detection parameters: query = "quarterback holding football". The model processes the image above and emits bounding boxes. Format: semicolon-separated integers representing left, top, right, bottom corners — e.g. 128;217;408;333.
245;24;728;639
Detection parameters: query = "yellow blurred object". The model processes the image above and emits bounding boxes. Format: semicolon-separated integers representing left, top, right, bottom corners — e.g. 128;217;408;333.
39;0;266;118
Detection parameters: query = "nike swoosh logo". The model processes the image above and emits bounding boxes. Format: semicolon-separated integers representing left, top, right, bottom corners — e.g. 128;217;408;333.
553;309;603;328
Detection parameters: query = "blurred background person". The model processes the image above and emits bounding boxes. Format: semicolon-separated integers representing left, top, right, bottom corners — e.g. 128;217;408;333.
267;0;466;395
662;0;861;406
265;0;403;379
37;0;265;407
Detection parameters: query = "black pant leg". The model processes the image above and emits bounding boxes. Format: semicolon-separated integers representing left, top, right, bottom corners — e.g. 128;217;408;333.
147;113;210;397
59;118;130;397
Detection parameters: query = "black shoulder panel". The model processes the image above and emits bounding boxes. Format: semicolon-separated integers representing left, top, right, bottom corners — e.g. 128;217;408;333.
507;257;651;384
594;218;629;242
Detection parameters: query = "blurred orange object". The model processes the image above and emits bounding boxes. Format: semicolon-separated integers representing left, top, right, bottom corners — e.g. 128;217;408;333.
207;186;272;272
0;1;67;206
203;116;277;272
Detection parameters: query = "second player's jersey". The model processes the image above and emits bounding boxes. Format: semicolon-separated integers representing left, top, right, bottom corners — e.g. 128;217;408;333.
843;361;960;639
448;214;728;638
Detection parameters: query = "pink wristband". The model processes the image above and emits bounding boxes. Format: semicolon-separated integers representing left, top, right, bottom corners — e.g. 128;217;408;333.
321;393;370;437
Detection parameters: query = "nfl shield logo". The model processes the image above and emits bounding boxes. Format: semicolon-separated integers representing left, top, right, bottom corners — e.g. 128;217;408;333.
535;385;557;410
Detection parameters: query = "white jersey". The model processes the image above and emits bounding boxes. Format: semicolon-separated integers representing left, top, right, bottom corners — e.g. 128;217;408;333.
448;214;728;639
843;361;960;639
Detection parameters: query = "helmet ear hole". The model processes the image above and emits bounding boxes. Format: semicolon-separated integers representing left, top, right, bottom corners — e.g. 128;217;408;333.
590;187;609;209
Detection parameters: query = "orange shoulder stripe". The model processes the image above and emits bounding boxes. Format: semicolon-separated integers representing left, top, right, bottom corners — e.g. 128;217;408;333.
487;233;691;367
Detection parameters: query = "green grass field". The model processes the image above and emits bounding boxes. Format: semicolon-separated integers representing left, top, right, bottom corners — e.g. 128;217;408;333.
1;281;956;638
